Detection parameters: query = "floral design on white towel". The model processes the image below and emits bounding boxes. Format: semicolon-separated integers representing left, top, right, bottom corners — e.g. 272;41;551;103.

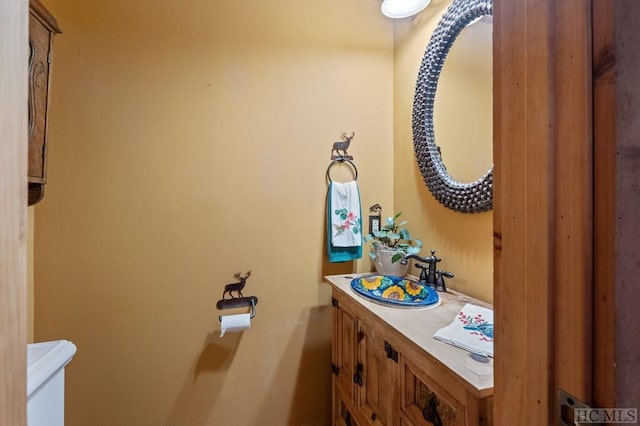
457;311;494;342
333;208;361;236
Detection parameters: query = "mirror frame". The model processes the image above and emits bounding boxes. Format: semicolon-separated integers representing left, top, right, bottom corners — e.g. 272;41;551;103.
412;0;493;213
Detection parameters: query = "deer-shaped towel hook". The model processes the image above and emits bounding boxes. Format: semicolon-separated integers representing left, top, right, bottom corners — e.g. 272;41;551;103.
326;132;358;182
216;271;258;319
330;131;355;160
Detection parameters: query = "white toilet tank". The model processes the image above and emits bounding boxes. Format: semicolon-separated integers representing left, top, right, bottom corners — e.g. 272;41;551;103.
27;340;77;426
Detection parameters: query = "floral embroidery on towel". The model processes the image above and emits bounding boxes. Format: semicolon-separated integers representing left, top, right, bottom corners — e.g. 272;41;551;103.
333;208;361;236
457;311;494;342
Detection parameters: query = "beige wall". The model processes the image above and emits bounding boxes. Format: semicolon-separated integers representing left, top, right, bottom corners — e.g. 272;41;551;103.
34;0;393;425
392;1;493;303
28;207;34;343
32;0;494;423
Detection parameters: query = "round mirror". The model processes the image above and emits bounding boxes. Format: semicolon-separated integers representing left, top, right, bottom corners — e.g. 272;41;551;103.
435;16;492;184
412;0;493;213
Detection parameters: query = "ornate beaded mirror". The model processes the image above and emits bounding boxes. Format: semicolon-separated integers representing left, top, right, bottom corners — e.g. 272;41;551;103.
412;0;493;213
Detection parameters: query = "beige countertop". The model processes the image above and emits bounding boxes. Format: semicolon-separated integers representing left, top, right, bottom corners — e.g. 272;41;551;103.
324;273;494;394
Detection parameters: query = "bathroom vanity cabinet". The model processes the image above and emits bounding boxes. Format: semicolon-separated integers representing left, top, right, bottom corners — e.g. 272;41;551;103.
324;274;493;426
28;0;61;205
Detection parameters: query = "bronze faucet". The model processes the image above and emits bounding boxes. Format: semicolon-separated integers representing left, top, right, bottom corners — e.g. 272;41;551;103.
402;250;453;292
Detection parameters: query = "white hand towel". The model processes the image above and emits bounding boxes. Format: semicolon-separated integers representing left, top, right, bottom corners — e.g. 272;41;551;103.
433;303;494;357
330;181;362;247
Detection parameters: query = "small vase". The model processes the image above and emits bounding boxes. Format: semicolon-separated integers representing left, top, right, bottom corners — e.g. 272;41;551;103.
373;247;409;277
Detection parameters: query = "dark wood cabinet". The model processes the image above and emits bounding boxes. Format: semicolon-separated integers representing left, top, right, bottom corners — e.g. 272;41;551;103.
28;0;60;205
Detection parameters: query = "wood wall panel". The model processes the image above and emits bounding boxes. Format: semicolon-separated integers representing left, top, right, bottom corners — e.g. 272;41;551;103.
552;0;593;403
0;0;29;424
610;0;640;408
494;0;594;423
494;0;553;423
592;0;616;408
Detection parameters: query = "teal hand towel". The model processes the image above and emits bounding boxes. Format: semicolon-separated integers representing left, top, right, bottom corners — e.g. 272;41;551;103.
327;181;362;262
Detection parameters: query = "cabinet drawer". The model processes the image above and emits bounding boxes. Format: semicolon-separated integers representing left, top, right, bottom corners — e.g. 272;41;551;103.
400;358;465;426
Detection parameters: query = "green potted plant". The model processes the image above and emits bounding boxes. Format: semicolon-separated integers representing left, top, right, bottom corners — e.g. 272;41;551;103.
364;212;423;276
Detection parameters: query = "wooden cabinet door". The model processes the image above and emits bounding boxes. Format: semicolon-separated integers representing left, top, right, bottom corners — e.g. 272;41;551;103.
335;388;365;426
400;358;465;426
401;413;416;426
333;299;357;401
28;12;53;183
27;0;60;205
356;321;399;426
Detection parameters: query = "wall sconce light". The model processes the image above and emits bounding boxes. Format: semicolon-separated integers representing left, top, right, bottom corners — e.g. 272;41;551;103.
381;0;432;19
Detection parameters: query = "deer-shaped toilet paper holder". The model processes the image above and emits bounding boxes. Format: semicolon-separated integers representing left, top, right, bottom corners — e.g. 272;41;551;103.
216;271;258;320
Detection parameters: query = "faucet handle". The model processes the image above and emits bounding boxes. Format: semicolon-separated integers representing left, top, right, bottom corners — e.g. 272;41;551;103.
414;263;429;284
434;270;454;292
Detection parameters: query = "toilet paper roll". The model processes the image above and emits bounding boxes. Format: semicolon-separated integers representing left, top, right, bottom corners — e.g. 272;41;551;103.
220;313;251;337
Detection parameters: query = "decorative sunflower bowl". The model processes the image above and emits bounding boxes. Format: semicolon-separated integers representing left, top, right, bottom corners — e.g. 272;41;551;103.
350;275;440;308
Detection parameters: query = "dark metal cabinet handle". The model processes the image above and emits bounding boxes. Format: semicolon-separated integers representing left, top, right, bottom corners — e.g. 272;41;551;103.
353;362;363;387
384;341;398;362
345;411;352;426
371;412;377;421
331;363;340;376
422;394;443;426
